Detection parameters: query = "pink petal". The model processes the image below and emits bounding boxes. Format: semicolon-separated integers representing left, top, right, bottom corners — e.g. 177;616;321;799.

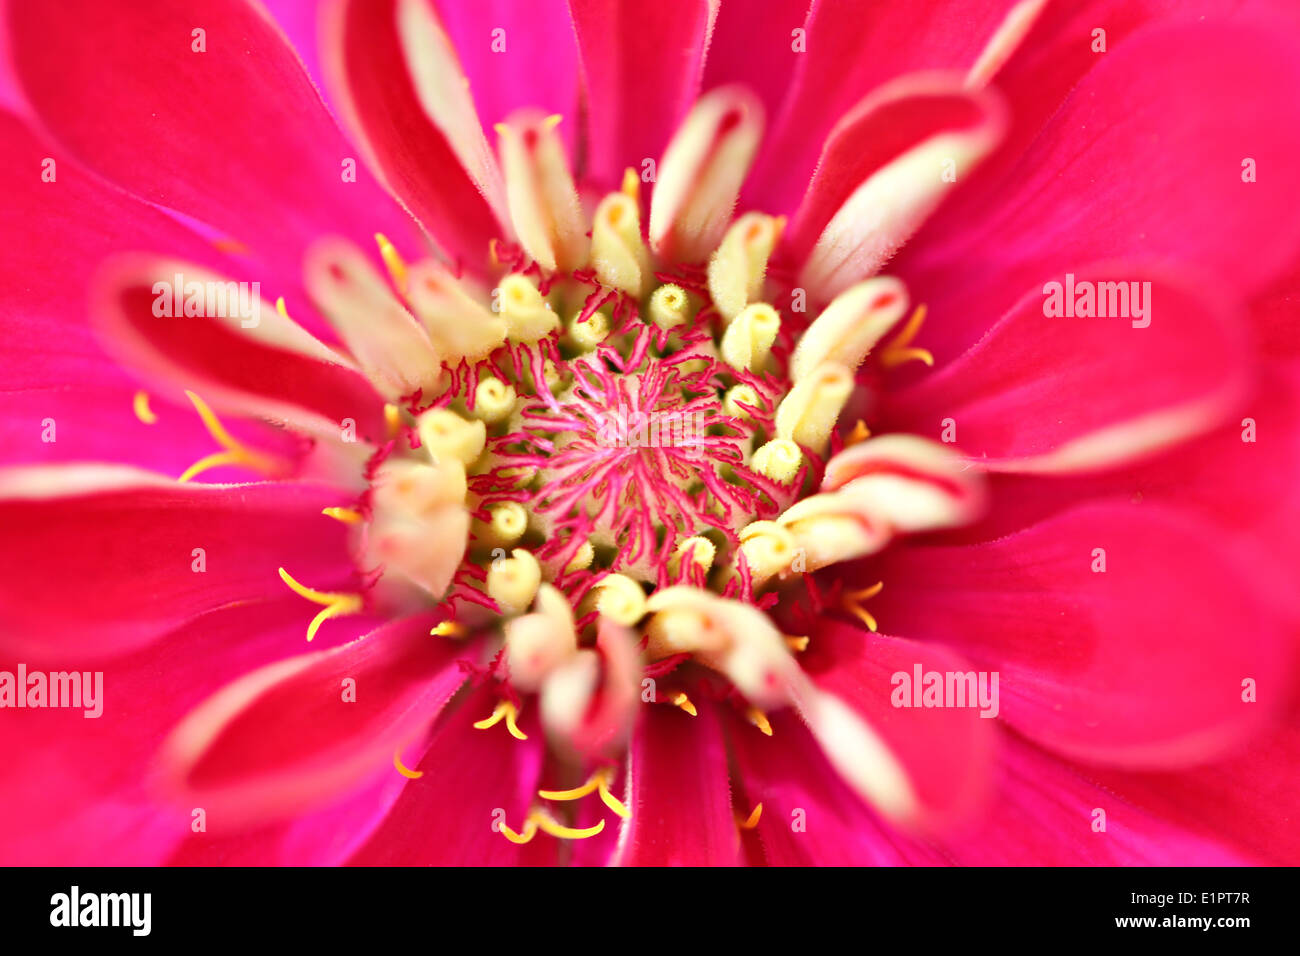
701;0;810;127
883;268;1252;473
934;732;1250;865
568;0;718;189
869;501;1293;767
0;599;324;865
0;466;357;661
7;0;420;285
161;614;469;826
727;708;948;865
321;0;508;272
349;684;555;865
433;0;580;145
92;254;390;447
894;20;1300;364
745;0;1017;213
787;73;1006;300
797;622;997;832
611;701;739;865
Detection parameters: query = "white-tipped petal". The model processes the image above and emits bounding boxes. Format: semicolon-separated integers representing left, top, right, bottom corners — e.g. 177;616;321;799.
776;493;891;571
590;191;652;296
774;362;854;453
406;260;506;362
304;238;442;402
496;111;588;272
649;85;765;263
707;212;783;322
788;277;909;383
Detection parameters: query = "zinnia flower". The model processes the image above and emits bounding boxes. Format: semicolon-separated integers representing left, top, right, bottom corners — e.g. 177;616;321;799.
2;0;1298;866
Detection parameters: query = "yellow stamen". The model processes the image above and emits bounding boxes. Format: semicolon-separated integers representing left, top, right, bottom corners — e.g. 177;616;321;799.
277;566;363;642
275;296;291;321
880;305;934;368
533;811;605;841
500;816;539;844
177;390;288;483
133;390;157;425
374;232;409;296
538;767;630;819
393;748;423;779
739;803;763;830
321;506;363;524
384;403;404;439
747;707;773;737
673;692;698;717
620;167;640;201
842;581;885;633
473;699;528;740
846;420;872;445
785;634;810;652
429;620;464;637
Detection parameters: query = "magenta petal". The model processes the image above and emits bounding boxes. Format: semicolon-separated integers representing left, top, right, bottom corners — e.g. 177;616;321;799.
745;0;1015;212
871;501;1293;768
895;20;1300;362
162;615;469;826
728;709;948;865
0;467;357;661
568;0;717;189
798;622;997;831
612;701;739;866
7;0;420;283
0;599;322;865
349;684;554;865
321;0;507;272
934;733;1250;865
883;268;1252;473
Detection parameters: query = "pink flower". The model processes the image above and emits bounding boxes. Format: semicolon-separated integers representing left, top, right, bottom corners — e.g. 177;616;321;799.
2;0;1298;865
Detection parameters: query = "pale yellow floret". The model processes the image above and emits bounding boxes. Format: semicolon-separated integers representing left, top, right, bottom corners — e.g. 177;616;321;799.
723;383;760;420
707;212;783;323
647;283;691;330
774;362;853;453
566;309;610;352
749;438;802;483
406;260;507;362
564;540;595;573
472;376;517;423
499;273;560;343
594;573;648;625
486;547;542;614
736;520;798;586
670;536;717;577
417;408;486;467
483;501;529;545
789;276;909;382
720;302;779;371
590;191;652;296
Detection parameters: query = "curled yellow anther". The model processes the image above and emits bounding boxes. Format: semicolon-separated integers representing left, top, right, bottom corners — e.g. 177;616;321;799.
393;748;423;779
429;620;464;637
842;581;885;633
879;304;934;368
473;699;528;740
673;692;698;717
500;816;539;845
537;767;630;819
785;634;810;652
846;420;872;445
178;390;289;483
321;506;363;524
277;567;363;642
747;706;773;737
533;811;605;841
739;802;763;830
133;390;157;425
